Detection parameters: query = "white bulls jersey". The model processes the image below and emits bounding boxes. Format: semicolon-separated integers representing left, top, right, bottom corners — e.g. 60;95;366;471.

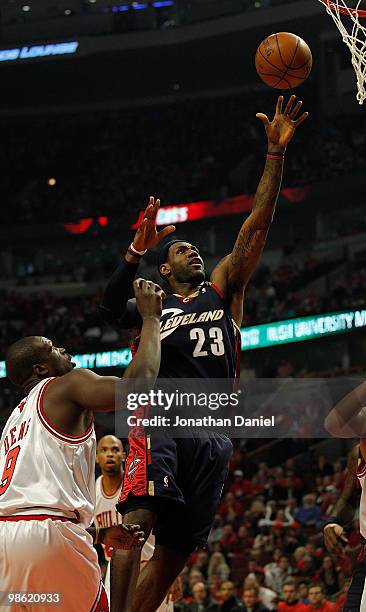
94;475;173;611
0;377;96;528
95;475;124;561
358;441;366;539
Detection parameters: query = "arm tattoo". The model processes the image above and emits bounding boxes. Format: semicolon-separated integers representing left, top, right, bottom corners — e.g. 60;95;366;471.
252;157;284;214
228;158;284;290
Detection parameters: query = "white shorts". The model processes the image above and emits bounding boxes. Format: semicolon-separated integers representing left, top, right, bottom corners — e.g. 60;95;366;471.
0;519;107;612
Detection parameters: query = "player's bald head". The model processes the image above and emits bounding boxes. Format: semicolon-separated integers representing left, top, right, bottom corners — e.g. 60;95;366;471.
97;435;123;452
6;336;74;389
6;336;53;387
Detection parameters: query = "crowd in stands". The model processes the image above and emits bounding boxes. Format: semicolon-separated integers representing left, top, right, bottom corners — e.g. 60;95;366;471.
1;90;365;226
243;263;366;325
108;447;355;610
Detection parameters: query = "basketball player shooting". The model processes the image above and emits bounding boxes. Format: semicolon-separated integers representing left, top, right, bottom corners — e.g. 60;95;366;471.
0;280;163;612
100;94;308;612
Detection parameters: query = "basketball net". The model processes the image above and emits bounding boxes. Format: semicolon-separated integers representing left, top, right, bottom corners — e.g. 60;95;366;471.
318;0;366;104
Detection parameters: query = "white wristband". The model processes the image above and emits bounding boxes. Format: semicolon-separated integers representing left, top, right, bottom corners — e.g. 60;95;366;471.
129;243;147;257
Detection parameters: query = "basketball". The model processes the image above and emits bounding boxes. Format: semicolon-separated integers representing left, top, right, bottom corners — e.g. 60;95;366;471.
255;32;312;89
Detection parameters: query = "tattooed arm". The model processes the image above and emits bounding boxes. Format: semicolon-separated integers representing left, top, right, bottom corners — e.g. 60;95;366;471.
211;95;308;327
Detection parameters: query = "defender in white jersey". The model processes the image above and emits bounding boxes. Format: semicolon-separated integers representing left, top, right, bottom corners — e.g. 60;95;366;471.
94;434;175;611
0;279;163;612
322;444;362;612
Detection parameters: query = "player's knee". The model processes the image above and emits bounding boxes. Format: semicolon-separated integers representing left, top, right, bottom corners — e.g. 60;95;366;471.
151;545;189;577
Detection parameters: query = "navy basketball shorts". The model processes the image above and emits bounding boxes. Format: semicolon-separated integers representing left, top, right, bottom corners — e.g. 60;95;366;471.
117;431;233;554
344;557;366;611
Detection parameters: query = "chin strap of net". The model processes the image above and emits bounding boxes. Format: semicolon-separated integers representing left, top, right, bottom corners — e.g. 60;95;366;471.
319;0;366;104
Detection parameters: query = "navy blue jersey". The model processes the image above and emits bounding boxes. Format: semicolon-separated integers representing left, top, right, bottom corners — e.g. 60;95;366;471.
154;282;239;379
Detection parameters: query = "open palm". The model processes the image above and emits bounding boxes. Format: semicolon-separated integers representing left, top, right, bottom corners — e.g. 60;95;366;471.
133;196;176;251
256;94;309;149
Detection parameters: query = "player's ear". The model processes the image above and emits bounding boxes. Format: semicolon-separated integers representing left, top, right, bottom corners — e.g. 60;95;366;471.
159;263;171;279
96;453;100;465
33;363;50;378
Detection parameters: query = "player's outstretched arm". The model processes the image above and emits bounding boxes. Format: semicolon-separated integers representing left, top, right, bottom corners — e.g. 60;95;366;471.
99;196;174;329
47;280;164;415
211;95;308;326
323;444;359;555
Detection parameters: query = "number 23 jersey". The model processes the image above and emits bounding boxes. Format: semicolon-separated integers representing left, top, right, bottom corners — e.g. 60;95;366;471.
155;282;240;379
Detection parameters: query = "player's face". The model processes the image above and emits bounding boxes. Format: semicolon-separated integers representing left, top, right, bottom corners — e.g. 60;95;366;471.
39;338;76;377
96;437;124;474
308;587;323;605
167;242;205;286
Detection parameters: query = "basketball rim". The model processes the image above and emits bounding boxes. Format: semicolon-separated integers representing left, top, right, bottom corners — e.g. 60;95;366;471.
318;0;366;17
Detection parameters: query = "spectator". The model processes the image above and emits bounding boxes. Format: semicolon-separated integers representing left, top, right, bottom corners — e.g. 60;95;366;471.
315;557;344;597
314;455;334;478
294;494;322;527
278;580;309;612
208;553;231;582
230;470;254;498
298;582;309;604
220;525;239;553
185;582;218;612
241;587;270;612
189;570;206;591
307;582;335;611
192;551;209;579
208;516;224;545
264;555;292;594
218;581;244;611
243;576;277;611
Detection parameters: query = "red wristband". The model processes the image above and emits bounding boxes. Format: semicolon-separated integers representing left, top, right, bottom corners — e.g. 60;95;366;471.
267;152;285;160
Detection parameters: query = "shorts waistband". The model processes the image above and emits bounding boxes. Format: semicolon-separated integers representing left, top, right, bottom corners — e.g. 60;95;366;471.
0;514;79;523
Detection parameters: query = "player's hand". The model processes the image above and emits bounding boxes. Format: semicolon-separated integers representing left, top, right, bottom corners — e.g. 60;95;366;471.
323;523;348;555
102;524;145;550
133;196;176;252
256;94;309;150
134;278;165;319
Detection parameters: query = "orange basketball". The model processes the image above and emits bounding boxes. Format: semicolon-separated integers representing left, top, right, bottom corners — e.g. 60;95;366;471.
255;32;312;89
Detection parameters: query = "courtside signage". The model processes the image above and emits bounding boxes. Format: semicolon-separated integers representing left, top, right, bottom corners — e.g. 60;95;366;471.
0;309;364;378
241;310;360;349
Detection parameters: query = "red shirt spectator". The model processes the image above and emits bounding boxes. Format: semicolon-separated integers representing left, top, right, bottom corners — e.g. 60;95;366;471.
219;492;244;520
278;583;309;612
307;583;335;611
307;603;334;611
220;524;238;551
278;602;309;611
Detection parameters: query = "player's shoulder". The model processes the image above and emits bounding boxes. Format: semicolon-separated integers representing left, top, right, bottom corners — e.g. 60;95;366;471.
206;281;224;299
46;369;115;400
49;368;99;390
